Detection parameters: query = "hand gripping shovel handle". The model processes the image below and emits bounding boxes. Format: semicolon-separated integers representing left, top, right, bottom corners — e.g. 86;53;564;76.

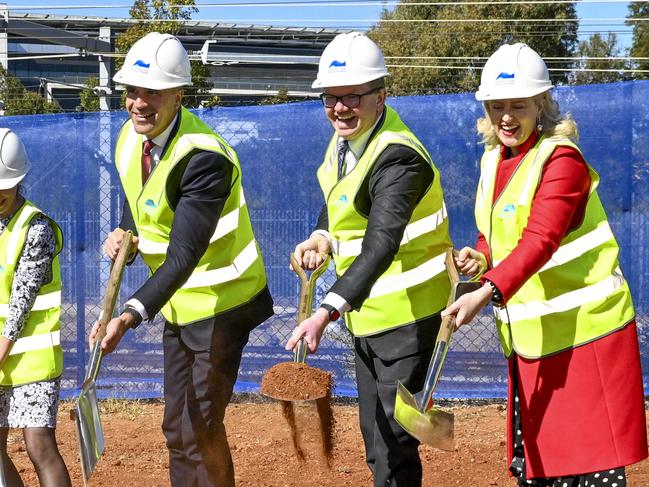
418;248;461;412
289;252;331;363
85;231;133;382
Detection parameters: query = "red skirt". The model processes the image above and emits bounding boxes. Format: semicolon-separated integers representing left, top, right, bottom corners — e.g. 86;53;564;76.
507;321;648;478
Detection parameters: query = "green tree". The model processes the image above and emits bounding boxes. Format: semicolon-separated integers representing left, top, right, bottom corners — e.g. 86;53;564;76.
80;76;101;112
370;1;579;95
259;88;290;105
0;67;60;115
627;2;649;78
116;0;212;108
572;33;629;85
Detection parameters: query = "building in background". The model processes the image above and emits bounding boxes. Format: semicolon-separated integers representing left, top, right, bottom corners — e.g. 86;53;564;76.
1;9;344;110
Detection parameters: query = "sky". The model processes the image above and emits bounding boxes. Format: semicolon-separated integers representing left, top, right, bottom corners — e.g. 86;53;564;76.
4;0;636;49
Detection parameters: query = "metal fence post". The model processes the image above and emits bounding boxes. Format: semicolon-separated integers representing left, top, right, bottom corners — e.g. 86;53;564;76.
74;112;87;388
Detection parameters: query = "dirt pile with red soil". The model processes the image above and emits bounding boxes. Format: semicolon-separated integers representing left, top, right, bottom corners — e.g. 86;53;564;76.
260;362;332;401
260;362;334;464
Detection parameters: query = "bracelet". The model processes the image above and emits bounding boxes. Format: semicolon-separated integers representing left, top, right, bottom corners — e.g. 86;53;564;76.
485;279;504;305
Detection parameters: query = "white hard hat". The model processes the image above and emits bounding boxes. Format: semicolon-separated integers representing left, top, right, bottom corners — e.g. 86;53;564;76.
475;43;552;101
312;32;389;89
0;129;29;190
113;32;192;90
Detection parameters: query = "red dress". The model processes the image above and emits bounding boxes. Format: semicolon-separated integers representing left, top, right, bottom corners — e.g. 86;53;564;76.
476;132;648;478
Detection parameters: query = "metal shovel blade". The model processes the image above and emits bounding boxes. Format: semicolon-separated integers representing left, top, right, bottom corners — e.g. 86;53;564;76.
72;378;105;485
394;381;454;451
71;229;133;484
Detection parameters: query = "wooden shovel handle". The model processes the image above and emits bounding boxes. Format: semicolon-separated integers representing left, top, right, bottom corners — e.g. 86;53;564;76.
94;230;133;344
436;248;462;344
289;252;330;363
290;252;330;323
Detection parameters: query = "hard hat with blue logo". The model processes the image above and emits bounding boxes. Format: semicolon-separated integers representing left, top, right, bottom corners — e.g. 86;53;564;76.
475;43;552;101
113;32;192;90
312;32;389;89
0;129;29;190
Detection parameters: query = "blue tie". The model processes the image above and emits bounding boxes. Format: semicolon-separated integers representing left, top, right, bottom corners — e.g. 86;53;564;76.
337;138;348;180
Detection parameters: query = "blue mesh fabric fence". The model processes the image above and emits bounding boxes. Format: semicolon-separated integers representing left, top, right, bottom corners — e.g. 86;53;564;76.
3;79;648;400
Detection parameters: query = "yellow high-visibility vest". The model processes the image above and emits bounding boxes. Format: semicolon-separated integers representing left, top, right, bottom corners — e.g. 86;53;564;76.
317;106;453;336
475;135;634;358
0;201;63;386
115;107;268;325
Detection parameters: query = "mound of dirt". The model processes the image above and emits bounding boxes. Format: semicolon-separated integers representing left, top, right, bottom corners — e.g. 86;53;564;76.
260;362;331;401
261;362;335;464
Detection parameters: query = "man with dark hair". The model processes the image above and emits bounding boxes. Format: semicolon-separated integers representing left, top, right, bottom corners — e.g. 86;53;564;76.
90;32;273;487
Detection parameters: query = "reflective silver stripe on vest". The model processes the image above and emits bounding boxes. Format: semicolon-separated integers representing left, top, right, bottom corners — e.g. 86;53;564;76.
6;206;39;263
376;133;432;165
331;204;448;258
493;223;615;271
0;291;61;317
516;138;556;206
176;133;237;163
117;128;139;179
368;251;446;299
478;148;500;207
181;240;259;289
493;266;626;323
138;188;247;255
9;330;60;356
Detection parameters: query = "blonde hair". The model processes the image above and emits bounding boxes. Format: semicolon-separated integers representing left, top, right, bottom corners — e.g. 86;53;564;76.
476;91;578;148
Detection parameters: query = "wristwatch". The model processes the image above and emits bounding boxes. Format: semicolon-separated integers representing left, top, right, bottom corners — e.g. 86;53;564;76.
320;303;341;322
121;305;143;329
484;279;504;305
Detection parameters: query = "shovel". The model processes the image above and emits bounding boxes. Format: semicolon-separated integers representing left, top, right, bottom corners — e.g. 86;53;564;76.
261;252;331;401
71;230;133;485
289;252;331;369
260;252;333;463
394;247;479;450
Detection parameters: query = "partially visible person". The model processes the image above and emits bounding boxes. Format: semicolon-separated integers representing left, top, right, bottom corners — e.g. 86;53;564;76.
444;43;647;486
287;32;453;487
0;129;71;487
89;32;273;487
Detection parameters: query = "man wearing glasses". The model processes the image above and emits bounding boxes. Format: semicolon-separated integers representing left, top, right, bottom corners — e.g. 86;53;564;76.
287;32;453;487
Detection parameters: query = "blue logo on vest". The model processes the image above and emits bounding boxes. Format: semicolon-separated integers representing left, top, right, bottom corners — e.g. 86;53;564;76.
496;72;515;80
133;60;150;69
499;204;516;219
143;199;158;215
335;194;349;209
0;265;5;273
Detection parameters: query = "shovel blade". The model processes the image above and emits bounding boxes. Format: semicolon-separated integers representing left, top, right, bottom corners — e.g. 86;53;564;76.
72;379;105;484
394;381;455;451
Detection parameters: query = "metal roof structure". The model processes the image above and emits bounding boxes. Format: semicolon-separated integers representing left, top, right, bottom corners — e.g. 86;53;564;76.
1;11;348;110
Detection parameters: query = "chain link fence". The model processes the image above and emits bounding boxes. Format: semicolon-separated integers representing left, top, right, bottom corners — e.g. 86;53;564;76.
3;80;648;399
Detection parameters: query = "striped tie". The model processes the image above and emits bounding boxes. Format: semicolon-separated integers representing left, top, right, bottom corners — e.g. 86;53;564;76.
337;138;348;180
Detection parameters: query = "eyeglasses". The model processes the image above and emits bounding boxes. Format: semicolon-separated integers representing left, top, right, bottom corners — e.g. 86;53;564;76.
319;88;380;108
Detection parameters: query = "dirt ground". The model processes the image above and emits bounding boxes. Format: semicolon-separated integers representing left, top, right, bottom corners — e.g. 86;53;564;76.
6;399;649;487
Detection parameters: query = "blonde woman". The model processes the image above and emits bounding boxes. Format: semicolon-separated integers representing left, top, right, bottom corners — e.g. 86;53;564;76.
443;44;647;486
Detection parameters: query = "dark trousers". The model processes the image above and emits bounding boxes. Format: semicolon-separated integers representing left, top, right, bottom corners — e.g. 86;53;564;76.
354;315;440;487
162;319;251;487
